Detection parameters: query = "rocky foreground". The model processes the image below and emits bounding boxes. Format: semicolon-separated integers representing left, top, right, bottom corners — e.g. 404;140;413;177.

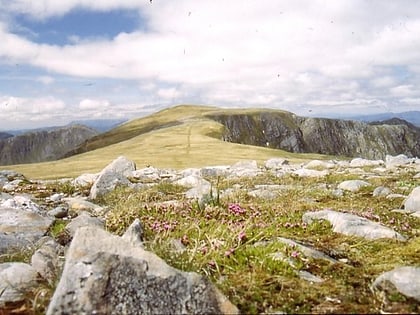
1;154;419;313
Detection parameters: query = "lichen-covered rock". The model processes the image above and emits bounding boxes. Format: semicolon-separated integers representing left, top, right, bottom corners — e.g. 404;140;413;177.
302;210;406;241
47;226;238;315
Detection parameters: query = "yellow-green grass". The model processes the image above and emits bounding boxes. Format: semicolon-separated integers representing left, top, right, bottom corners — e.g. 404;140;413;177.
2;117;333;180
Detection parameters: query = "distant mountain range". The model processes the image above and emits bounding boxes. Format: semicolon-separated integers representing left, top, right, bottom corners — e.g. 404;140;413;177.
341;111;420;127
4;118;127;136
0;125;98;165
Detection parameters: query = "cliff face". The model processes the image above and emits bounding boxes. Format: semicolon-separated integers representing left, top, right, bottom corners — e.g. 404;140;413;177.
208;112;420;159
0;125;98;165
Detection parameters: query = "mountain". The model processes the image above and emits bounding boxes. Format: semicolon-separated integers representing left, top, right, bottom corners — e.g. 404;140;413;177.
209;111;420;159
0;132;13;140
0;124;98;166
345;111;420;127
66;105;420;161
67;118;128;133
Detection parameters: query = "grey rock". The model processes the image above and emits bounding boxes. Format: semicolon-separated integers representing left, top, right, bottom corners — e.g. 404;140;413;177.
302;210;406;241
131;166;161;182
372;266;420;301
0;207;53;254
2;179;23;192
276;237;338;263
48;206;68;218
338;180;370;192
404;186;420;213
228;160;261;178
0;262;40;306
248;188;278;200
265;158;289;170
47;226;238;315
48;193;64;202
304;160;336;170
298;270;325;283
64;212;104;237
372;186;392;197
293;168;328;177
386;154;413;168
122;218;144;247
89;156;136;199
64;196;105;216
176;175;211;200
73;173;98;187
31;237;64;284
200;165;231;177
0;195;42;213
350;158;383;167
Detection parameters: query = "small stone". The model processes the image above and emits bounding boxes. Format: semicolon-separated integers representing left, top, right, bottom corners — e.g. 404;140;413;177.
48;206;68;218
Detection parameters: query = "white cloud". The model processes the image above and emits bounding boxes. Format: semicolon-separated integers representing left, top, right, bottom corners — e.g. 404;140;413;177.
1;0;420;129
79;98;111;110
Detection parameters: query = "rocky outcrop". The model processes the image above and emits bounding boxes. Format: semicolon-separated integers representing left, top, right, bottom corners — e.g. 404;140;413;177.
0;124;97;165
47;225;238;315
208;112;420;159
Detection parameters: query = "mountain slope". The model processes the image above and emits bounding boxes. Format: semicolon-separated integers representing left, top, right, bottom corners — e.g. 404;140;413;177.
2;104;419;179
207;110;420;160
0;132;13;140
0;125;98;165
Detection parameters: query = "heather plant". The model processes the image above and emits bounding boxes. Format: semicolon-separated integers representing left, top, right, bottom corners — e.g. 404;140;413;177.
103;171;420;313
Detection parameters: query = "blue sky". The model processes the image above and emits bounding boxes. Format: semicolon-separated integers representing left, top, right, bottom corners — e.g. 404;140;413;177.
1;0;420;130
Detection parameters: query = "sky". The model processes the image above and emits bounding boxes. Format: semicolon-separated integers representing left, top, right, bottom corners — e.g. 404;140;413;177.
1;0;420;130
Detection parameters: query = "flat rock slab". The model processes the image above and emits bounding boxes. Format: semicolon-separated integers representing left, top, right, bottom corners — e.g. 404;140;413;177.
47;226;238;315
372;266;420;301
0;207;53;254
302;210;406;241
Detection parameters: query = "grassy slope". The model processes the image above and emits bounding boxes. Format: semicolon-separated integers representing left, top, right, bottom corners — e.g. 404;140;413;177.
2;105;331;180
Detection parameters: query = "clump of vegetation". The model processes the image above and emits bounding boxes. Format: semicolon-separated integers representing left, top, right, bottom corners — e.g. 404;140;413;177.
103;171;420;314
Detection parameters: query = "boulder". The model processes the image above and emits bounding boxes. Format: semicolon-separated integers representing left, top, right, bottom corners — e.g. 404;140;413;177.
64;212;104;237
31;237;64;285
228;160;261;178
131;166;161;183
386;154;413;168
0;262;40;306
0;207;53;254
64;197;105;216
404;186;420;213
302;210;406;241
372;186;392;197
73;173;98;188
338;180;370;192
47;226;238;314
89;156;136;199
372;266;420;302
350;158;383;168
304;160;336;170
265;158;289;170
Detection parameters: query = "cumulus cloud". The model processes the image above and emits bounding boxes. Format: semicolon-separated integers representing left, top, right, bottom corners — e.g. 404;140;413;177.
1;0;420;128
79;98;111;110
